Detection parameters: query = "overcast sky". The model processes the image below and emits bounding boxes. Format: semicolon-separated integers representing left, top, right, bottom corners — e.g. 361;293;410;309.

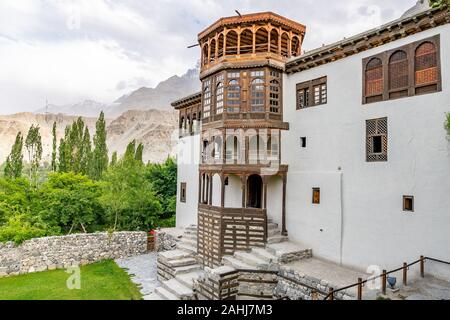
0;0;416;114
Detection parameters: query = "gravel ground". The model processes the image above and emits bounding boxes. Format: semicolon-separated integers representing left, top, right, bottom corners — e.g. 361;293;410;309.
115;253;160;298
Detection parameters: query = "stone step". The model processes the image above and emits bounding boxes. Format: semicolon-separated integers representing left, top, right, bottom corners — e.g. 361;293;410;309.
162;278;194;299
251;247;279;263
183;234;197;241
267;235;289;244
177;242;197;253
222;256;254;270
176;270;204;289
144;293;164;300
234;251;268;267
185;225;198;232
155;286;179;300
180;238;197;247
267;222;278;230
166;257;198;268
268;228;281;237
173;264;202;275
158;249;194;262
266;242;308;256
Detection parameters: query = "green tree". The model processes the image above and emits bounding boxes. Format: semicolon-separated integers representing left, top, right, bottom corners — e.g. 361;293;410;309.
58;138;68;172
429;0;449;8
146;157;177;221
91;111;108;180
39;172;103;234
25;125;42;184
100;157;162;231
110;151;118;167
135;143;144;163
80;127;92;175
51;122;57;172
4;132;24;179
124;140;136;161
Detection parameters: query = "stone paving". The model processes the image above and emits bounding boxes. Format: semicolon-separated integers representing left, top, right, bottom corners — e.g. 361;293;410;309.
115;253;160;299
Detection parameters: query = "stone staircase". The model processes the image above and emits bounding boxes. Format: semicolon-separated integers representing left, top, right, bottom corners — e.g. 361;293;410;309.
148;222;312;300
148;225;202;300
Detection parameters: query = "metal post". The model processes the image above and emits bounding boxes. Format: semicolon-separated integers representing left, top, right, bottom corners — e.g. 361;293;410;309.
357;278;363;300
382;270;387;295
420;256;425;278
403;263;408;286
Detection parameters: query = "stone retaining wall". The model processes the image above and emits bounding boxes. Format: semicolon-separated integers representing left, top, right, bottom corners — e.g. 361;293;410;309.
0;232;147;277
274;266;355;300
155;228;181;252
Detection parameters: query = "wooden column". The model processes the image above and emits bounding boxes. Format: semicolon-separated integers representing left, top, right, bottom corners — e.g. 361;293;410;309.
209;174;213;205
198;172;202;203
420;256;425;278
252;26;256;54
282;173;288;236
241;175;247;208
263;176;268;210
221;174;226;208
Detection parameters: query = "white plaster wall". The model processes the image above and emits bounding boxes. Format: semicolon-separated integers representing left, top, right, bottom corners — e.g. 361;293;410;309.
225;175;242;208
176;134;200;228
212;174;222;207
283;25;450;275
267;175;283;226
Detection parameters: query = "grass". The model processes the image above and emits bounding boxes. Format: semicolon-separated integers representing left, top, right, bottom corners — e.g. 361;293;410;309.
0;260;142;300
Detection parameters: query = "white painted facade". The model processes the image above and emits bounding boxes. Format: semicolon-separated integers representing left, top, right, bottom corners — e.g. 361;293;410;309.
283;24;450;274
174;17;450;277
175;133;200;228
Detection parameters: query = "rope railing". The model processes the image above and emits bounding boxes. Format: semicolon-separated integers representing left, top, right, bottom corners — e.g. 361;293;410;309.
323;255;450;300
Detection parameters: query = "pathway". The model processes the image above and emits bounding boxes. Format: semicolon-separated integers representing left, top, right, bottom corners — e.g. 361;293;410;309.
115;253;160;300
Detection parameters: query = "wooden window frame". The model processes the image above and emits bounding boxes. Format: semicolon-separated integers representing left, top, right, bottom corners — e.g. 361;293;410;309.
296;76;327;110
403;196;414;212
366;117;388;162
180;182;187;203
312;188;320;204
362;34;441;105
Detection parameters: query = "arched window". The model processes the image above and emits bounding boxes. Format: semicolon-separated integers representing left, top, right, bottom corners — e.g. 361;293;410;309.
226;135;240;162
269;80;280;113
270;29;279;54
215;82;224;114
251;78;265;112
227;79;240;113
214;136;222;161
389;50;408;91
255;28;268;53
180;116;184;130
281;33;289;57
291;36;301;57
415;42;437;86
240;29;253;54
365;58;383;97
217;34;224;58
203;80;211;118
226;30;238;55
210;39;216;63
202;44;209;65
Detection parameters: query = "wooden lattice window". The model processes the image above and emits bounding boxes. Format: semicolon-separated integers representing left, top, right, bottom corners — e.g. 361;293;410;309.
389;50;409;99
415;42;438;94
366;117;388;162
215;81;224;115
180;183;187;203
227;72;240;113
203;80;211;118
365;58;383;101
251;78;265;112
269;80;280;113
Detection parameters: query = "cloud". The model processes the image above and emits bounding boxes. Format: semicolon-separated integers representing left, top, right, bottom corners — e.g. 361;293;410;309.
0;0;415;114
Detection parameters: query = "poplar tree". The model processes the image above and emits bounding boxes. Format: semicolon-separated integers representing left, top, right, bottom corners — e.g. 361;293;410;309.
25;125;43;183
135;143;144;163
58;138;68;172
91;111;108;180
124;140;136;161
110;151;118;167
80;127;92;175
51;122;57;172
4;132;24;179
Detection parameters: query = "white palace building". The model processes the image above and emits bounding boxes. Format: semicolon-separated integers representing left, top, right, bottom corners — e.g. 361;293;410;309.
152;2;450;300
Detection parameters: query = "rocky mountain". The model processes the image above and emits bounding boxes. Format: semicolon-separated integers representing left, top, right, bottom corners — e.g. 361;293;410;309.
0;110;177;165
107;66;201;117
35;100;108;118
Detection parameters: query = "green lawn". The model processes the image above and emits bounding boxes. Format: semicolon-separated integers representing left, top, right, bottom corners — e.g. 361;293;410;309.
0;260;142;300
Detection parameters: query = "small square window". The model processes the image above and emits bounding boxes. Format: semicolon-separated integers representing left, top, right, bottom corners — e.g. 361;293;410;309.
301;137;307;148
372;136;383;154
403;196;414;212
180;183;187;203
312;188;320;204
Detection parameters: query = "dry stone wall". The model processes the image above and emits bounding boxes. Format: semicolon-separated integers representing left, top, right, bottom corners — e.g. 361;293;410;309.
0;232;147;277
